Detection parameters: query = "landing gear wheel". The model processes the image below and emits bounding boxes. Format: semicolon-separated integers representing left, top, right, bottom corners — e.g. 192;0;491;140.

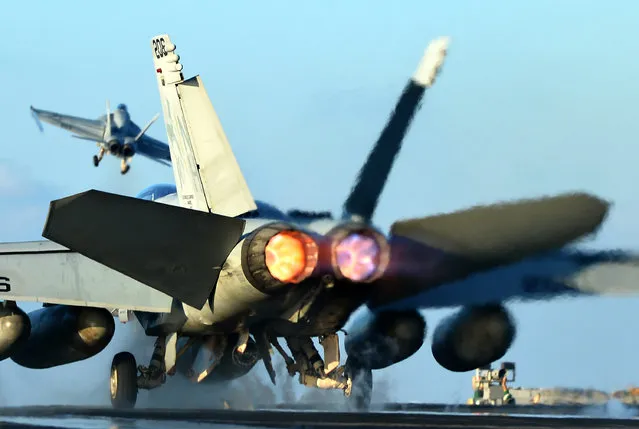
345;362;373;411
110;352;138;409
93;155;99;167
121;165;130;175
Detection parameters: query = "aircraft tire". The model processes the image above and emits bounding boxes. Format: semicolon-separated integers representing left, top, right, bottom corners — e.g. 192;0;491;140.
93;155;99;167
110;352;138;409
345;360;373;411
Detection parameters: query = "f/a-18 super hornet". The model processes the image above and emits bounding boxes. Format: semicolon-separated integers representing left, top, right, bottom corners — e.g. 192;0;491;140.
1;34;638;411
30;102;171;174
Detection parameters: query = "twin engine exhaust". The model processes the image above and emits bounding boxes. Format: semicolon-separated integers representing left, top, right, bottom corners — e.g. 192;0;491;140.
245;222;390;289
107;141;135;157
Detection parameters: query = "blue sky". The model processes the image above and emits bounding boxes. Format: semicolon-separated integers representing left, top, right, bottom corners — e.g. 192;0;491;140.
1;0;639;405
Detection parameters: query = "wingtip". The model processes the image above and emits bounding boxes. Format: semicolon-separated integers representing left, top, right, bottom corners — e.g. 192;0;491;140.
30;106;44;132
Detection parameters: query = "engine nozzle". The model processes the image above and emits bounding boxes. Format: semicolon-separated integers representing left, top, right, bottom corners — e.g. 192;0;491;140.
329;225;390;282
108;141;122;155
265;230;318;284
122;144;135;158
242;223;320;295
335;233;381;281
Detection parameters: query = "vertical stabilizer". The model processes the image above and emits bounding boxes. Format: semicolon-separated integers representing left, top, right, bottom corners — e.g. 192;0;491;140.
342;37;450;223
150;34;257;217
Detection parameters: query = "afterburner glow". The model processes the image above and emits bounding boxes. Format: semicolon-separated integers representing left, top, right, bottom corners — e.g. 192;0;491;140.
265;231;317;283
335;233;380;281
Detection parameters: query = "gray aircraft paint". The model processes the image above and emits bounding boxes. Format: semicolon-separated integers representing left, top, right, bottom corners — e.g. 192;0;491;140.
30;102;171;173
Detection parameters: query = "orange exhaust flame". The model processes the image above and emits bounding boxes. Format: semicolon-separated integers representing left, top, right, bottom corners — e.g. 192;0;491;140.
265;231;318;283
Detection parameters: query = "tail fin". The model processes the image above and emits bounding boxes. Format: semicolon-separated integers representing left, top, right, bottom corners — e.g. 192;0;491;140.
342;37;450;223
150;34;257;217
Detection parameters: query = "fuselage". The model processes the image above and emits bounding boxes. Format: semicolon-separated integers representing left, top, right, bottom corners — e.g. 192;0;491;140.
137;183;338;231
136;183;372;338
98;105;136;158
98;104;168;162
111;104;131;128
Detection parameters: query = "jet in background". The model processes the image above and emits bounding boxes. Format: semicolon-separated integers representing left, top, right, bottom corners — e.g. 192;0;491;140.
1;35;638;411
30;102;171;174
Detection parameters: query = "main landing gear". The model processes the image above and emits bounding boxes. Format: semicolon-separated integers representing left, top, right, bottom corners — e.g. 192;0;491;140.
91;151;131;175
93;148;105;167
110;352;138;409
108;332;374;410
110;336;166;409
271;334;374;411
108;334;241;409
120;159;130;175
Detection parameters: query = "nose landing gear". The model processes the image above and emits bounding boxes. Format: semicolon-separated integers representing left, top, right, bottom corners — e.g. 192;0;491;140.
109;337;168;409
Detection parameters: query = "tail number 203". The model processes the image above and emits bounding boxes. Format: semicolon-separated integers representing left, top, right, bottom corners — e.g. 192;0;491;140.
0;277;10;293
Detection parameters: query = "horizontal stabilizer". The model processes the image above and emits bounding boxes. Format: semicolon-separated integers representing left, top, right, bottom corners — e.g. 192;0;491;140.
0;241;173;312
42;190;246;309
391;192;609;267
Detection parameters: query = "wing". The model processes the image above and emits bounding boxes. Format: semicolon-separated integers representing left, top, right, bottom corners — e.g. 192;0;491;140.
135;134;172;166
367;192;614;307
372;247;639;311
30;106;105;141
150;34;257;217
0;240;173;312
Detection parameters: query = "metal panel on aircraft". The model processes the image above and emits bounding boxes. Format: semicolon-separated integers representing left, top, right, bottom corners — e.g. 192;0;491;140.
176;76;257;218
0;241;173;312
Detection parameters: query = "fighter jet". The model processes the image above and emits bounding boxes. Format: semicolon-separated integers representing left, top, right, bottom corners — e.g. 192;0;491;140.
0;35;638;411
30;102;171;174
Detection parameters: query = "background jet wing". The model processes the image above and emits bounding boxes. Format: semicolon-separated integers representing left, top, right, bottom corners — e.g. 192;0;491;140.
370;248;639;311
0;241;173;312
30;106;105;141
367;192;611;307
135;134;172;166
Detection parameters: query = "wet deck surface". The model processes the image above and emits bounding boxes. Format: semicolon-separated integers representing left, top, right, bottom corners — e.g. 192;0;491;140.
0;406;637;429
